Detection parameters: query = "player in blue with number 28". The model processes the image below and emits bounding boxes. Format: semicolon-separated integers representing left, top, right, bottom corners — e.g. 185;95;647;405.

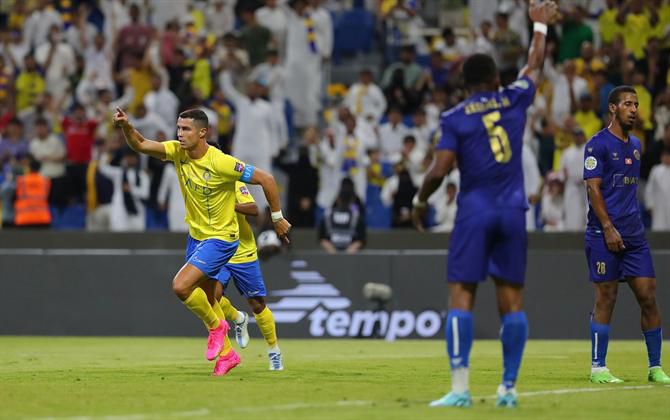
583;85;670;385
412;0;559;409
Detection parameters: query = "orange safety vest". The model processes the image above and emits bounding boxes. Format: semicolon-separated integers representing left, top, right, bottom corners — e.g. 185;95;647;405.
14;173;52;226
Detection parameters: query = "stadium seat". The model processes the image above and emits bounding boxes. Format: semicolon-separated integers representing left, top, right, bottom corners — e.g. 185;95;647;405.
53;204;86;230
333;10;376;62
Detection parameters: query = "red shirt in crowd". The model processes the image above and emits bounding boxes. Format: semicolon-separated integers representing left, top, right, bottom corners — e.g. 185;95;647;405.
62;117;98;164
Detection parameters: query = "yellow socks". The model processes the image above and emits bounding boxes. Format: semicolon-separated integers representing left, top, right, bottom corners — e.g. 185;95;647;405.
220;335;233;356
213;298;234;356
183;287;219;330
219;296;241;322
211;299;225;322
254;307;278;347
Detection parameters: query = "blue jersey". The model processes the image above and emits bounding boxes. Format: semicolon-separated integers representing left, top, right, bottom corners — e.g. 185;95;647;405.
583;128;644;238
436;76;535;217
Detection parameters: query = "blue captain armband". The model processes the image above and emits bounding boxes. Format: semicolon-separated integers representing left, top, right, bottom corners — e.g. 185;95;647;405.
240;164;255;183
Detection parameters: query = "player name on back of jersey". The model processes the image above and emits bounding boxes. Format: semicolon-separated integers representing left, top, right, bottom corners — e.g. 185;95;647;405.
464;96;511;115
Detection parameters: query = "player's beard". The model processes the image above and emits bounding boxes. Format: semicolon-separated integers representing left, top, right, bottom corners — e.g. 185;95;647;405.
620;120;634;131
618;113;635;131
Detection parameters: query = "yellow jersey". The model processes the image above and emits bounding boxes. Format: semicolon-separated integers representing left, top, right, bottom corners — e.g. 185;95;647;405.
598;8;620;44
229;182;258;264
623;13;650;60
163;141;248;242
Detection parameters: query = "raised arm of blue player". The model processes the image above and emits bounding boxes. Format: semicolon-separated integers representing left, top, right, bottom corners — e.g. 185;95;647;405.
518;0;559;86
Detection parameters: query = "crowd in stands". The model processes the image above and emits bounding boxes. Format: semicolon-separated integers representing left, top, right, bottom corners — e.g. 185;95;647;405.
1;0;670;248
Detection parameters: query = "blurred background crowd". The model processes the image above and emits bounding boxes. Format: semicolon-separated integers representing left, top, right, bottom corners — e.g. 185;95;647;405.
1;0;670;251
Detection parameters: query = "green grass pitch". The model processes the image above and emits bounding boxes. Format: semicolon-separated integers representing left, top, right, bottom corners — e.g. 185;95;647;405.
1;337;668;419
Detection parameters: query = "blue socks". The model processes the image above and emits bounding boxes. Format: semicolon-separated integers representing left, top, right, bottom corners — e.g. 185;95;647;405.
644;327;662;368
501;311;528;389
446;310;473;369
590;321;610;368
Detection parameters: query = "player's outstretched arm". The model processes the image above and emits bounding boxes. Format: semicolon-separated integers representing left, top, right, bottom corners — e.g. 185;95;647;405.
586;178;625;252
113;107;166;160
411;149;456;231
248;167;292;242
518;0;559;86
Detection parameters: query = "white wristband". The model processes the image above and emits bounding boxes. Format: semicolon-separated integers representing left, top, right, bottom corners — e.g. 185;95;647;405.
271;210;284;223
533;22;548;35
412;195;427;209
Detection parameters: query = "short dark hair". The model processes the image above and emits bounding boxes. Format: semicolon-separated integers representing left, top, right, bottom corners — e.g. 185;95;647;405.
178;109;209;129
35;117;49;126
462;53;497;88
607;85;637;107
28;156;41;173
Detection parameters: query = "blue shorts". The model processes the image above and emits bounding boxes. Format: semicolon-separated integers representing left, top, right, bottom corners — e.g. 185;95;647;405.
448;208;527;284
585;234;656;282
217;260;267;298
184;235;239;279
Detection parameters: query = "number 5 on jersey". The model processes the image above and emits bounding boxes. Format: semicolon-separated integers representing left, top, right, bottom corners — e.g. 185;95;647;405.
482;111;512;163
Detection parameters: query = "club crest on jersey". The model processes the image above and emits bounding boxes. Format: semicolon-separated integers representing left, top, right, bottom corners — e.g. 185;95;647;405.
634;149;640;160
584;156;597;170
240;185;250;195
625;158;632;165
234;162;245;173
203;169;211;180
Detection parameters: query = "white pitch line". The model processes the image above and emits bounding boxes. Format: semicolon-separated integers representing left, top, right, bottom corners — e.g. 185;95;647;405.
474;384;670;400
30;408;210;420
230;400;374;413
28;386;670;419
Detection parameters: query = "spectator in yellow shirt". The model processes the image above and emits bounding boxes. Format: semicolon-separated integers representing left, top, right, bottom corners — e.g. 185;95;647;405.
599;0;621;45
14;54;44;112
633;69;654;137
617;1;651;60
191;39;212;100
574;93;602;140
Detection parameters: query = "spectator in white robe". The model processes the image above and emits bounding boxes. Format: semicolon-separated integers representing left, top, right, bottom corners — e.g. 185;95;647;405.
284;0;323;128
220;69;284;213
98;149;150;232
157;162;188;232
523;142;542;231
645;148;670;231
559;127;588;231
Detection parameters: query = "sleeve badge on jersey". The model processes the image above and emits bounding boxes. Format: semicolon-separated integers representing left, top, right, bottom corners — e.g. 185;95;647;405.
239;185;250;195
511;79;529;90
584;156;597;170
634;149;640;160
234;162;245;173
